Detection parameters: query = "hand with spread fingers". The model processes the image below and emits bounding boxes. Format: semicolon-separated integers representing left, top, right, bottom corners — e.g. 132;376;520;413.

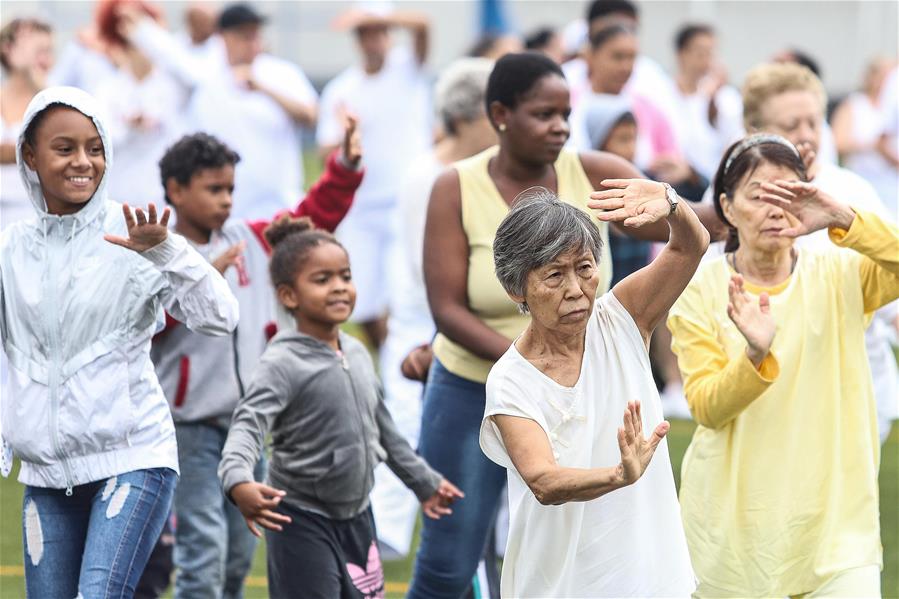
726;274;776;367
616;400;669;486
759;179;856;237
104;203;171;252
587;179;671;228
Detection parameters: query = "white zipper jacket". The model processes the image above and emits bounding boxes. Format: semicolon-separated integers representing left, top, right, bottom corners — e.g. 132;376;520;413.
0;87;239;492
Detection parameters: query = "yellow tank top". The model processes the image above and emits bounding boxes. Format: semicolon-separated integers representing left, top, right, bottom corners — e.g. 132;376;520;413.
432;146;612;383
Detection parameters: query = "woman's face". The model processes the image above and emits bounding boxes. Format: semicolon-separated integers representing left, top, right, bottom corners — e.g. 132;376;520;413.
22;106;106;216
601;120;637;163
721;161;801;254
588;33;637;95
518;247;600;336
495;74;571;165
278;242;356;327
756;91;822;163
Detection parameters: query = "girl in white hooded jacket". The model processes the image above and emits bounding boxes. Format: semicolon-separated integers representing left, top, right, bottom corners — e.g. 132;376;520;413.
0;86;238;598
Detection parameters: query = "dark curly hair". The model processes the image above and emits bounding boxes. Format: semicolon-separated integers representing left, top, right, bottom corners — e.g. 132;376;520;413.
158;133;241;204
264;215;346;289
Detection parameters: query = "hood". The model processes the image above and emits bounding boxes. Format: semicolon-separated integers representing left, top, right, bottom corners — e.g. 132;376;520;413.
17;86;114;225
583;93;634;152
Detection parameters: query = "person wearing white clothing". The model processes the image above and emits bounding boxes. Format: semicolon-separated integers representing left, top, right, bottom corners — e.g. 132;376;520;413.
316;5;432;347
119;2;318;221
372;57;495;558
481;184;706;597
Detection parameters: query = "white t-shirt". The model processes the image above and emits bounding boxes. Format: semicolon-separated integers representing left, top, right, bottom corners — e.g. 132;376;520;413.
843;92;898;218
95;67;189;209
670;84;743;180
0;118;31;229
317;46;432;210
480;292;695;598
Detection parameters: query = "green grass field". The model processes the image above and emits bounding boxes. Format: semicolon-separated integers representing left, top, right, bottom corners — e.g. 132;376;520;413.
1;419;896;598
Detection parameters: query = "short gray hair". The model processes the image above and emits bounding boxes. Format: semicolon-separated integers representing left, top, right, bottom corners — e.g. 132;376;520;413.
493;187;603;313
435;58;493;135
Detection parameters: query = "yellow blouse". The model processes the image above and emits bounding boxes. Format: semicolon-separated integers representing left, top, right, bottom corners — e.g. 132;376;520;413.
667;210;899;596
432;146;611;383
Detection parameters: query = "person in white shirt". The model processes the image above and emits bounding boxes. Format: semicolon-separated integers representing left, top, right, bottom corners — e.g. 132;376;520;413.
832;57;898;219
119;2;318;221
317;4;432;348
481;184;706;598
669;24;743;181
372;57;495;559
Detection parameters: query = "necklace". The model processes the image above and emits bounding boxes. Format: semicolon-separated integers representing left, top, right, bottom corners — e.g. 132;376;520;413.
728;248;798;277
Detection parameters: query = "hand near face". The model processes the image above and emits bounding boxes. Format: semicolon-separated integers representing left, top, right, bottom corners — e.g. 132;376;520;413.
616;400;669;486
104;203;170;253
588;179;671;228
726;274;776;367
230;481;292;538
759;179;854;236
212;241;246;275
421;478;464;520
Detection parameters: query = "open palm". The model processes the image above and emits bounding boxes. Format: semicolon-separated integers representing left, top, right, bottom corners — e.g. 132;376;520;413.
759;179;846;237
726;274;776;364
588;179;670;228
617;400;669;485
104;203;171;253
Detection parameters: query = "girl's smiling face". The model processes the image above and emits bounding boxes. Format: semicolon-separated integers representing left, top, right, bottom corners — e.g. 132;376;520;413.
22;105;105;215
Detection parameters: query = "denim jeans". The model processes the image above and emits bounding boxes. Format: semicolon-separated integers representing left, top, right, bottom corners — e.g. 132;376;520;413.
407;358;507;599
22;467;177;599
173;421;265;599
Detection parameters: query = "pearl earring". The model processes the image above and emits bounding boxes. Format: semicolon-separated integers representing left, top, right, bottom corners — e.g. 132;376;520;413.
498;123;507;132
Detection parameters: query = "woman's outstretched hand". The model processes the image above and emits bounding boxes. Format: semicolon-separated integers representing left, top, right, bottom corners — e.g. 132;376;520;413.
421;478;464;520
588;179;671;228
759;179;855;237
104;203;170;253
616;400;669;486
726;274;776;367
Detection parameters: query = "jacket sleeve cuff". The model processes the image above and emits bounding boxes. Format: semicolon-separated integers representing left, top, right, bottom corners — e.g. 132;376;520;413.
141;233;187;267
828;208;865;247
221;468;255;502
409;468;443;503
328;150;365;182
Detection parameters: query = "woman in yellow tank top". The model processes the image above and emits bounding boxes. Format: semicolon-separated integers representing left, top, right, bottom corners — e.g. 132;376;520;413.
407;52;693;599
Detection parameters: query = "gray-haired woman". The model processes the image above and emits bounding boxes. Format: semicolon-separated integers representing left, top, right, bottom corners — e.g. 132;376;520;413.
479;180;708;597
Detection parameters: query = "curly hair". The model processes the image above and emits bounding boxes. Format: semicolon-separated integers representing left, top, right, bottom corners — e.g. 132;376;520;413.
158;133;241;204
264;215;346;288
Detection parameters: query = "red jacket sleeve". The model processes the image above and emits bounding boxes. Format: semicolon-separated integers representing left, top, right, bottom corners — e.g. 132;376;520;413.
248;151;364;253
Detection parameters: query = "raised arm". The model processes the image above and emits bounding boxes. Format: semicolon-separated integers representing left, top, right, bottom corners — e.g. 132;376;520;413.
493;401;667;505
424;169;513;361
588;178;709;340
390;11;430;66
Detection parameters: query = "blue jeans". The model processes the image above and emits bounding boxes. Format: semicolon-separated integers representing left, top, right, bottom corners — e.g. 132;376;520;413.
407;358;507;599
23;467;177;599
173;421;265;599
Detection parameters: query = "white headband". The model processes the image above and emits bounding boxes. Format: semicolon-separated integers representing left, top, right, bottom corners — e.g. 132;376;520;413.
724;134;800;174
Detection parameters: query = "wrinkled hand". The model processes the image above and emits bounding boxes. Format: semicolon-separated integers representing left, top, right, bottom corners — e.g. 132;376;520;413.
212;241;246;275
104;203;170;253
341;112;362;167
727;274;776;366
617;400;669;486
588;178;671;228
759;179;855;236
400;343;432;382
421;478;464;520
230;482;292;538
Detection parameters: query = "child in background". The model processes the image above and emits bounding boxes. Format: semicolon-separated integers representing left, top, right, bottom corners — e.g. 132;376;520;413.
218;217;464;599
151;120;363;599
0;86;237;598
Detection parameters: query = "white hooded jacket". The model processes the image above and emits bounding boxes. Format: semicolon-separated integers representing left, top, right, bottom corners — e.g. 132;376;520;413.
0;87;238;492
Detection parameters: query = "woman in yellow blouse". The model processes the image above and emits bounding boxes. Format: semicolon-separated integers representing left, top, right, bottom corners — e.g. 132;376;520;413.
668;133;899;597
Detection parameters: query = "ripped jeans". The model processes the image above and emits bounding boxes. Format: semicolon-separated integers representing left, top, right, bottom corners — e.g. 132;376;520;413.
23;467;177;599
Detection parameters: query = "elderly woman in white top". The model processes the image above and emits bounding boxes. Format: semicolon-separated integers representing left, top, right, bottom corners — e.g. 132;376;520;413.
479;179;708;597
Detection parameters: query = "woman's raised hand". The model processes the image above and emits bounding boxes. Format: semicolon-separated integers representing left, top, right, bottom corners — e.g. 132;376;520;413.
588;179;671;228
104;203;170;253
616;401;669;486
759;179;855;237
726;274;776;367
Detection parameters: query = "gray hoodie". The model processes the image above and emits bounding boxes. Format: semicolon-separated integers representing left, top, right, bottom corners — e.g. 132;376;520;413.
218;329;442;520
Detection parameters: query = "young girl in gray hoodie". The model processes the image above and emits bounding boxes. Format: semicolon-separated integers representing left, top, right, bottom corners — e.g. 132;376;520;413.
218;217;463;599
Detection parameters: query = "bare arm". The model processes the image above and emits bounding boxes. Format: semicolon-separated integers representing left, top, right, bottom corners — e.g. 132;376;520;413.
247;75;317;127
424;169;513;361
390;11;430;66
493;401;667;505
0;143;16;165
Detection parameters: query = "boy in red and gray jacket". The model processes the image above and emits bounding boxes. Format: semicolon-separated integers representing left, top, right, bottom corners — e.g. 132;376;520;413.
150;121;363;599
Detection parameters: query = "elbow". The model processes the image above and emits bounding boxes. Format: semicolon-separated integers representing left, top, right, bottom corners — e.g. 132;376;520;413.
527;472;566;506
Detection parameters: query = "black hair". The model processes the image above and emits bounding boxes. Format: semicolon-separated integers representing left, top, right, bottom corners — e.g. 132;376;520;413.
675;23;714;52
22;103;78;148
467;34;502;58
524;27;555;51
158;133;241;204
587;0;638;24
785;48;821;78
264;215;345;289
485;51;565;127
589;23;635;51
712;140;807;252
